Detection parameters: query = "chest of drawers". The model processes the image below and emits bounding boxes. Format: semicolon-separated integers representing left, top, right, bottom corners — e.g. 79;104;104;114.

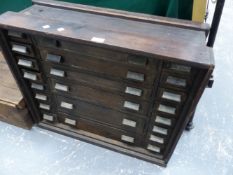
0;0;214;167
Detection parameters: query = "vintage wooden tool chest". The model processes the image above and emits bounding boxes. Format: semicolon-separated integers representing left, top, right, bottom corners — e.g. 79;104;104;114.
0;0;214;166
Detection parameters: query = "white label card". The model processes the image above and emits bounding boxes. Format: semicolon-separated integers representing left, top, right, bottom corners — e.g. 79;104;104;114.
91;37;105;43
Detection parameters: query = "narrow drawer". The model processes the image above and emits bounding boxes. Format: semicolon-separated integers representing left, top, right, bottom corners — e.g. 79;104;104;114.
157;88;187;104
22;69;42;82
10;42;35;57
16;56;39;71
43;64;152;100
151;114;175;129
163;62;193;74
57;113;142;146
30;82;47;91
52;79;150;115
56;95;147;134
146;134;167;149
7;30;32;43
160;71;193;91
35;36;158;68
154;102;180;117
33;91;51;103
39;49;158;87
41;112;56;122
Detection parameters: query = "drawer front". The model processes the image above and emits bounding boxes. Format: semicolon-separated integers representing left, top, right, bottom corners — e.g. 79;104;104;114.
160;71;192;91
16;56;39;71
56;95;147;134
35;36;158;68
43;63;152;101
39;48;158;87
21;69;43;83
157;88;187;104
57;113;143;146
7;30;32;43
51;79;150;115
10;42;35;57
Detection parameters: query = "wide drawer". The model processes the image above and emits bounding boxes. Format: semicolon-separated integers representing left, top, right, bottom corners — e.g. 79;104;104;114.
43;63;153;101
35;36;158;68
38;48;159;87
51;79;150;115
57;113;143;146
55;95;147;134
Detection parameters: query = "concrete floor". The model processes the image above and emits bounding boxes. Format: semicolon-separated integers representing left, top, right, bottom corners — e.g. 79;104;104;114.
0;1;233;175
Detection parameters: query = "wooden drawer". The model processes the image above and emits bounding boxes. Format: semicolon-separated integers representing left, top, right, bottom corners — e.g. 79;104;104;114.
21;69;43;83
51;79;150;115
160;70;194;91
163;62;194;75
10;42;35;57
35;36;158;68
16;55;39;71
43;63;153;101
151;113;176;129
31;90;51;103
38;48;158;87
157;88;187;104
57;112;143;146
153;101;181;118
55;95;147;134
29;82;48;92
7;30;32;44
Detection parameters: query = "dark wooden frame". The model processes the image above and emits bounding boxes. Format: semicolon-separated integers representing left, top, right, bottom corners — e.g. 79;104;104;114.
0;0;214;167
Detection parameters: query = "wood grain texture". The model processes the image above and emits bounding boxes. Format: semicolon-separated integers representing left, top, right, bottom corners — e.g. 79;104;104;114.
32;0;210;32
0;10;213;67
0;2;214;166
0;49;32;129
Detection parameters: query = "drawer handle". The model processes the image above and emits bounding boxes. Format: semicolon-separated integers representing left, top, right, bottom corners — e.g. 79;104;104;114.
155;116;171;126
152;126;168;135
50;68;65;77
47;53;62;63
170;63;191;73
64;118;76;126
125;87;142;96
123;101;140;111
162;91;181;102
128;56;147;66
166;76;186;87
158;104;176;115
43;114;54;121
147;144;160;153
23;72;37;81
39;103;50;110
122;118;136;127
12;44;27;54
149;135;164;144
126;71;144;82
8;31;24;38
35;93;47;101
55;83;69;92
18;59;33;68
121;135;134;143
61;101;73;110
31;83;44;90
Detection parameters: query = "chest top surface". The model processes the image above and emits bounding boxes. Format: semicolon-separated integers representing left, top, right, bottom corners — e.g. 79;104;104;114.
0;4;213;67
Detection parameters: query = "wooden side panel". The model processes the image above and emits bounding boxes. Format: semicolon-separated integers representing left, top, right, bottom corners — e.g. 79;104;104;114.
0;49;32;129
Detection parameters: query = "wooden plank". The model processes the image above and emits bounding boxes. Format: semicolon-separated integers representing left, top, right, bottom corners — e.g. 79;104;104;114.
38;121;167;166
0;12;213;67
0;49;32;129
0;50;22;105
32;0;210;32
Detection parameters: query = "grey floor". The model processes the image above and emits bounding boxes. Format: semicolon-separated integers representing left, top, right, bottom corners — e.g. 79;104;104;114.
0;1;233;175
